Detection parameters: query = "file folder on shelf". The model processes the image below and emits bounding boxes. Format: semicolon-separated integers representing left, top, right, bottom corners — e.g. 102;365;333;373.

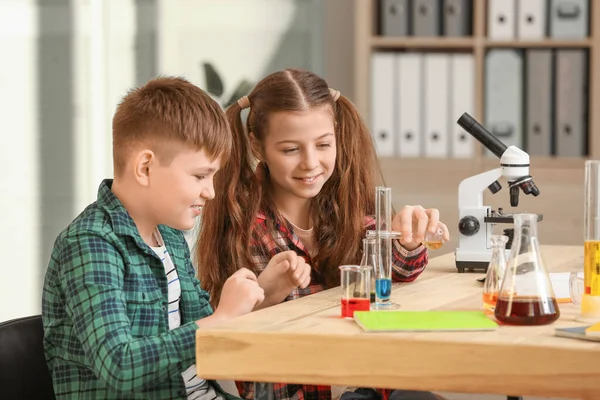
488;0;516;40
443;0;471;37
450;53;474;158
549;0;589;39
517;0;546;39
484;49;523;156
380;0;410;37
371;52;396;157
525;49;553;156
413;0;441;36
423;53;450;158
555;49;588;157
396;52;423;157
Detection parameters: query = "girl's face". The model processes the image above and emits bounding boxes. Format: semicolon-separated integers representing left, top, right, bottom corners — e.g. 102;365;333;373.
255;105;337;203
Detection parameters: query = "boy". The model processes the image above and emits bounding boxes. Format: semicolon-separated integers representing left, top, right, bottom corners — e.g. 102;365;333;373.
42;76;267;399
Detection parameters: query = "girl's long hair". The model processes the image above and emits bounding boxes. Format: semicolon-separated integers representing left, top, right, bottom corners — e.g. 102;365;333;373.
196;68;383;305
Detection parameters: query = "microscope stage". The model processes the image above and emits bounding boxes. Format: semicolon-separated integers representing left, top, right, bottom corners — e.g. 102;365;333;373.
484;213;543;224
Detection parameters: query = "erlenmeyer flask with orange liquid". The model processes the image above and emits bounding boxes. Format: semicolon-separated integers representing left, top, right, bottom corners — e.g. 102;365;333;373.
482;235;508;313
494;213;560;325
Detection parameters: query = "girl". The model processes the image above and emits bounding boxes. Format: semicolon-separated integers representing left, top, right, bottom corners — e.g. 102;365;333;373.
196;69;449;400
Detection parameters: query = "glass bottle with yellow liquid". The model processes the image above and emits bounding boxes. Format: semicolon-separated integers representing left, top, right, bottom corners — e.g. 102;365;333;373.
579;160;600;322
482;235;508;313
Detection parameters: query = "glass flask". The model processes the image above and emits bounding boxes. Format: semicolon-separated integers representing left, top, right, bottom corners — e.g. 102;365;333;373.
482;235;509;313
359;238;377;304
494;213;560;326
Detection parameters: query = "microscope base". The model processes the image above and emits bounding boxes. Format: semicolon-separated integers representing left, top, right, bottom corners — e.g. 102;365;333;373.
455;248;511;273
455;260;490;273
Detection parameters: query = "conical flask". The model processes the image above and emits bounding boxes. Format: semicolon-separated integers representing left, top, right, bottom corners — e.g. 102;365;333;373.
360;238;377;304
482;235;508;313
494;213;560;325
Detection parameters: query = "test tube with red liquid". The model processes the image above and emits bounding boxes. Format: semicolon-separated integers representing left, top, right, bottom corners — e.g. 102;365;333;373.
339;265;371;318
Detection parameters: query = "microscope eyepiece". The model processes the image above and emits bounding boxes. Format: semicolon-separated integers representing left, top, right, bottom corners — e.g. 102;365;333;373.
457;113;508;159
488;180;502;194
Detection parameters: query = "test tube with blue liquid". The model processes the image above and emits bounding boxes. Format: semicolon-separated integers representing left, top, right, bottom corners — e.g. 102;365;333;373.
374;186;393;308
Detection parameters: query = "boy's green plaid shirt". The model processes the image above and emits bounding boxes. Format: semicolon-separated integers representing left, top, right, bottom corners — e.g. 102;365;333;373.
42;179;236;400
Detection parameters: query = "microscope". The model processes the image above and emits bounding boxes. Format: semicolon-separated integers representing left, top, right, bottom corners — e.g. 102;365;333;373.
455;113;542;273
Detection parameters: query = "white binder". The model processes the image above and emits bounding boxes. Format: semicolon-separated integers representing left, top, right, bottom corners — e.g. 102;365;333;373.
370;52;396;157
423;53;450;158
517;0;546;39
396;53;423;157
449;53;474;158
488;0;516;40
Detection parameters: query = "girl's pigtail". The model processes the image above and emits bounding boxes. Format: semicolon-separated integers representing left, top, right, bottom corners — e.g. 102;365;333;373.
196;100;258;306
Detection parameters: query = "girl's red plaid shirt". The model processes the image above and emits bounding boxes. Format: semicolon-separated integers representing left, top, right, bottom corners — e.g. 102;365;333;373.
236;211;429;400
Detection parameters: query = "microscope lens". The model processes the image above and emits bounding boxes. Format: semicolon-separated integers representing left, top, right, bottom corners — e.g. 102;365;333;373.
529;182;540;196
510;186;519;207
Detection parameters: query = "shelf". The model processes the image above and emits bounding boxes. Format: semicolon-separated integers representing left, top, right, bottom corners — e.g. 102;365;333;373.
484;39;592;48
370;37;592;50
356;0;600;161
371;36;475;49
377;156;588;170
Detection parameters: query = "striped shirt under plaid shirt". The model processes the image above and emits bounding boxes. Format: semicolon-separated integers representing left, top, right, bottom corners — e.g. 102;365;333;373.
42;179;236;400
236;211;428;400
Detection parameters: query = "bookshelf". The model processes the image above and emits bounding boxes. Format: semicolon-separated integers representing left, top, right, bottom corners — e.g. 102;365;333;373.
353;0;600;166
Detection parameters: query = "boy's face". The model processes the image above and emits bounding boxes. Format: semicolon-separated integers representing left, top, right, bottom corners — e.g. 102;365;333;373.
149;145;220;231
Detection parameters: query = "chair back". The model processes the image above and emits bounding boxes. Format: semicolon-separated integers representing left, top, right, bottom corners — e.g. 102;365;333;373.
0;315;55;399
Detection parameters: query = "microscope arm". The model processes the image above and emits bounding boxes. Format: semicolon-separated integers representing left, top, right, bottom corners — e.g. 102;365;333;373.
458;167;502;209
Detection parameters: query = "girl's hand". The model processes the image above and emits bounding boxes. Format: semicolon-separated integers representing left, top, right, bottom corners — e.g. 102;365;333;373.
256;251;311;308
392;205;450;251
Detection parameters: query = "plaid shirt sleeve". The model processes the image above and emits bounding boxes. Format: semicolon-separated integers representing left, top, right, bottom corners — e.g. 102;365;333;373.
364;216;428;282
59;232;198;394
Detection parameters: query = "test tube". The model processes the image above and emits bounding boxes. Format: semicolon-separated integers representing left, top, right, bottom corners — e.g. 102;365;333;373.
375;186;393;307
580;160;600;322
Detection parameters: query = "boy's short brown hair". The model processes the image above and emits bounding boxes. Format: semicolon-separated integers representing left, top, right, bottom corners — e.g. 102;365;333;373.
112;76;231;175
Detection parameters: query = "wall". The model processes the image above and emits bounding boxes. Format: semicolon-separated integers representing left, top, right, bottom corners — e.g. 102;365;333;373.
157;0;324;106
380;158;585;262
0;0;335;322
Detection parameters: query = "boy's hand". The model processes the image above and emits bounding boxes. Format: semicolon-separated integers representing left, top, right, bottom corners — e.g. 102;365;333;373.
256;251;311;309
213;268;265;320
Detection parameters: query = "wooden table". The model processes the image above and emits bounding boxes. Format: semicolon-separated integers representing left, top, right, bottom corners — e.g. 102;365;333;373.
196;245;600;399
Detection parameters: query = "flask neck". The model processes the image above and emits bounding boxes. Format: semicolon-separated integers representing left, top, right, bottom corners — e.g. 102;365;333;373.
362;239;376;254
513;214;540;235
512;214;541;251
491;241;507;251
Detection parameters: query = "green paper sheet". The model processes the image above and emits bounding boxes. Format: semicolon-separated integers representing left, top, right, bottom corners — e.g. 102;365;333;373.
353;310;499;332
